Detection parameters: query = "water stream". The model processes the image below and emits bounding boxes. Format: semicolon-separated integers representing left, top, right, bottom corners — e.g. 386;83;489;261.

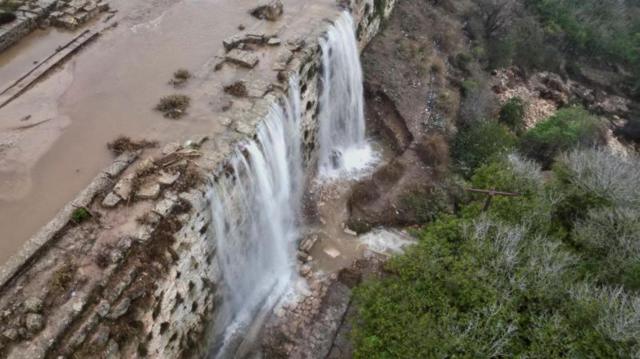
210;77;302;358
208;11;372;357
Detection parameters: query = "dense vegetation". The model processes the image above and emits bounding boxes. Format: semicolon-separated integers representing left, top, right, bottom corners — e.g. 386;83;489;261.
519;106;606;168
0;0;18;25
351;1;640;356
353;145;640;357
466;0;640;98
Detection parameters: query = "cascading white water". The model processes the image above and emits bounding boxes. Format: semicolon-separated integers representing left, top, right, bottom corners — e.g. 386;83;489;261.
318;11;378;179
208;11;373;357
209;77;302;357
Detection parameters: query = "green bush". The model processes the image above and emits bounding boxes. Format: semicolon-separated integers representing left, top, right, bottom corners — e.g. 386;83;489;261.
352;214;638;358
398;186;450;224
452;121;516;177
527;0;640;69
499;97;526;134
71;207;91;223
352;148;640;358
554;148;640;208
551;149;640;290
469;154;550;226
573;208;640;290
519;106;605;168
460;79;479;97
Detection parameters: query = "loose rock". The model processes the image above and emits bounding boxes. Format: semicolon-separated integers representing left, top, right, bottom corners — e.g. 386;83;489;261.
102;192;121;208
89;324;110;347
25;313;44;333
225;49;259;69
23;297;43;313
158;171;181;186
162;142;181;155
267;37;282;46
107;297;131;320
136;182;161;200
113;174;135;201
2;328;18;341
96;300;111;318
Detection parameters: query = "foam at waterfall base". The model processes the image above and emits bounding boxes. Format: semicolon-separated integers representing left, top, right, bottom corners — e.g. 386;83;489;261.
359;228;416;255
318;141;380;181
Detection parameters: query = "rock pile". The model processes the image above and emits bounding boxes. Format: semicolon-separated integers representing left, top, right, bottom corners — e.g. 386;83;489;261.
218;2;285;71
49;0;110;30
101;137;205;208
492;67;633;128
0;296;45;349
262;276;332;357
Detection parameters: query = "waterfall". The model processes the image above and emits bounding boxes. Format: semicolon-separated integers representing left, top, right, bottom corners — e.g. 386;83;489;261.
208;11;374;357
318;11;378;179
209;77;302;357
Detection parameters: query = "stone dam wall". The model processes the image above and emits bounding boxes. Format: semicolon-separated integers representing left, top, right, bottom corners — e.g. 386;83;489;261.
0;0;395;357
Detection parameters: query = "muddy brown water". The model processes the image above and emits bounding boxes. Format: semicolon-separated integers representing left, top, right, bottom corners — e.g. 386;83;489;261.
0;0;337;265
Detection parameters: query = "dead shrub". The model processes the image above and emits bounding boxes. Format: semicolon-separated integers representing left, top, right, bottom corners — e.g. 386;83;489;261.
107;136;157;156
173;69;191;81
224;81;248;97
373;160;405;186
173;164;204;193
435;89;459;116
170;69;192;87
414;134;450;173
155;95;190;119
95;244;115;268
430;56;446;75
136;212;157;226
349;181;379;206
49;262;76;295
432;17;461;53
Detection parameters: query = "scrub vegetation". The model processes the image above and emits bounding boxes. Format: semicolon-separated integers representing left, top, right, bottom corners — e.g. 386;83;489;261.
155;94;190;119
352;0;640;357
353;147;640;358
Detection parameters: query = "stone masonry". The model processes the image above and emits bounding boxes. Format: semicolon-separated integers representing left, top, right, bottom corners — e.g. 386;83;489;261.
0;0;396;357
0;0;109;53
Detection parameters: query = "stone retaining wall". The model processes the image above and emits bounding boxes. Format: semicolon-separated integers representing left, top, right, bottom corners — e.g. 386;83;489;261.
0;2;52;53
0;0;109;53
0;0;395;357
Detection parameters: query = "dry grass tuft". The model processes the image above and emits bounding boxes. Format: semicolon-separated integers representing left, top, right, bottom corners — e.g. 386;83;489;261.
414;134;450;175
170;69;192;87
223;81;248;97
155;95;190;119
107;136;157;156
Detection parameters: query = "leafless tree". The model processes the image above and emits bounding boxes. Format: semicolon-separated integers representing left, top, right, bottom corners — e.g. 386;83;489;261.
474;0;517;38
